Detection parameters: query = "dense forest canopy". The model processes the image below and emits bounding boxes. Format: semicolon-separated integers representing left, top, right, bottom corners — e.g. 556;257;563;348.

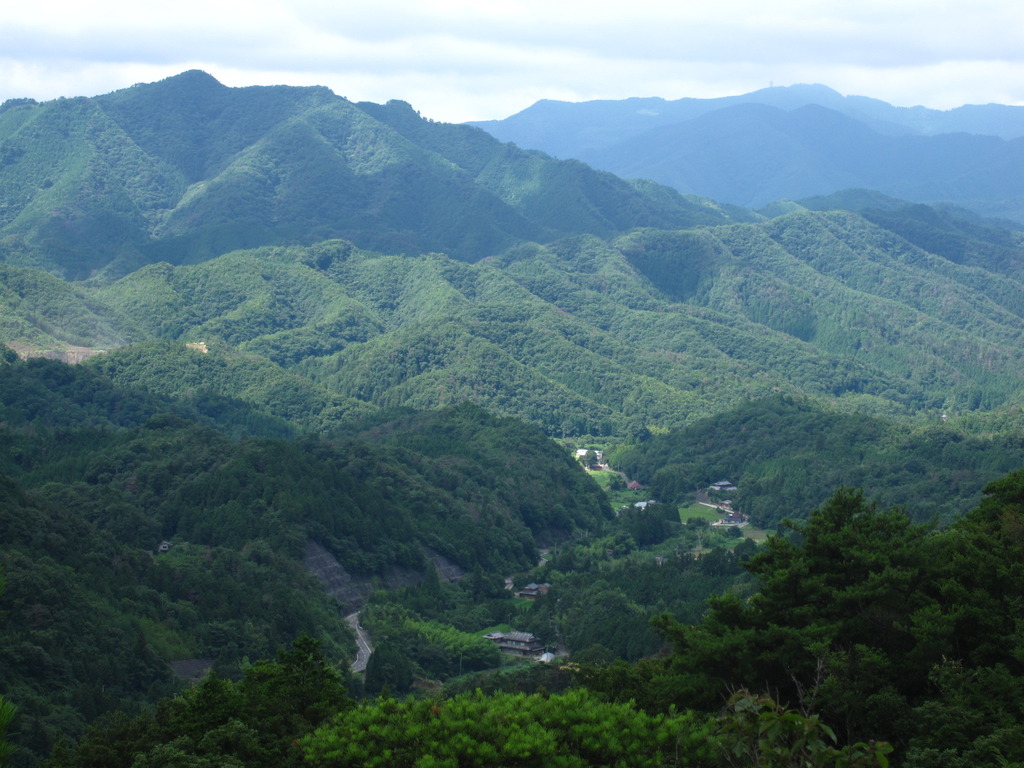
0;354;612;763
0;71;732;281
38;474;1024;767
2;73;1024;767
4;205;1024;440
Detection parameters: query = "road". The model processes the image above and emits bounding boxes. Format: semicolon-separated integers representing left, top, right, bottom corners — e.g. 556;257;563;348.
345;611;373;673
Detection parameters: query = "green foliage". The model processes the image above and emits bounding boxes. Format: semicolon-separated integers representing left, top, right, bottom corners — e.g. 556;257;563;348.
0;264;128;352
0;471;183;764
614;395;1024;527
857;202;1024;283
0;354;613;764
45;636;352;768
7;197;1024;441
360;602;502;684
500;500;758;663
5;70;1024;768
557;581;663;660
713;690;892;768
302;688;716;768
641;473;1024;765
0;72;723;279
902;661;1024;768
0;693;16;768
362;642;415;696
86;339;363;436
0;452;357;761
541;545;755;662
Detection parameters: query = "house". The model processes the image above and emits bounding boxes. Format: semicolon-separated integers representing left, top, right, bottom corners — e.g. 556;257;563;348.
574;448;604;467
627;480;644;491
484;631;545;656
708;480;737;492
713;511;747;526
515;582;551;600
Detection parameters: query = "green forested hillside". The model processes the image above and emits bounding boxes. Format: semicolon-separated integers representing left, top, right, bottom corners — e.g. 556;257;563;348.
28;204;1011;436
4;195;1024;549
797;192;1024;281
3;201;1024;442
0;355;609;765
612;395;1024;528
4;72;1024;768
41;474;1024;768
572;473;1024;767
472;88;1024;220
0;71;731;280
2;74;1022;436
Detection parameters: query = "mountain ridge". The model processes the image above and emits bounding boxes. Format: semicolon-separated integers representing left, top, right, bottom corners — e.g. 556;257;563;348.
470;84;1024;220
6;200;1023;439
4;73;1024;768
0;71;735;281
471;83;1024;148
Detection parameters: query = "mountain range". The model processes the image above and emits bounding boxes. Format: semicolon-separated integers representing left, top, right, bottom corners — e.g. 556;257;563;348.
4;71;1024;767
470;84;1024;219
2;74;1024;438
0;70;736;281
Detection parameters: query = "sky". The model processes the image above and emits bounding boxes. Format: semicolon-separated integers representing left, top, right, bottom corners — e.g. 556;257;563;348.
2;0;1024;124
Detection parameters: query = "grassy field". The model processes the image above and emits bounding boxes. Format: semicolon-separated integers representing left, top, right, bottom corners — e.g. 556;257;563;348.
585;469;622;491
678;502;774;543
677;503;722;523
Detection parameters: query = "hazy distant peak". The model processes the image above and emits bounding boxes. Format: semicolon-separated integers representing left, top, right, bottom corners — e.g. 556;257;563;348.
744;83;844;101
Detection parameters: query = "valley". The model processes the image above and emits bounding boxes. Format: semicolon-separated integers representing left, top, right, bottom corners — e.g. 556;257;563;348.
1;72;1024;767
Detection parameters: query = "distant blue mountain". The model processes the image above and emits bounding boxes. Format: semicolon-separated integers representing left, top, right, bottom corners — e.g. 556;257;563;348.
470;85;1024;220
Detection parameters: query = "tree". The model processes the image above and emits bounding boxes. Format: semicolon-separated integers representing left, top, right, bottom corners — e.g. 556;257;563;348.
653;489;934;747
45;637;351;768
362;642;413;696
302;688;715;768
238;635;353;754
0;693;15;768
0;563;16;768
712;690;892;768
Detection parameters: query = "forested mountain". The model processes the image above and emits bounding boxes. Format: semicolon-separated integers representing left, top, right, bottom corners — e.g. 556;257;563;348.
4;74;1022;436
6;193;1024;534
471;85;1024;219
4;73;1024;768
5;204;1022;438
34;472;1024;768
612;395;1024;528
0;71;735;281
471;83;1024;156
578;473;1024;767
0;353;610;763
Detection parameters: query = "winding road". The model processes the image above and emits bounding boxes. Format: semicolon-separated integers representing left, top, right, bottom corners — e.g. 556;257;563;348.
345;611;373;673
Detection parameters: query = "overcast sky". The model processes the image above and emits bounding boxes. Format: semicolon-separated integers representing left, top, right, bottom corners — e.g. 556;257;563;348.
3;0;1024;123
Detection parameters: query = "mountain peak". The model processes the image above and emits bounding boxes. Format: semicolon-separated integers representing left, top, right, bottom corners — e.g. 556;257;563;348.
159;69;224;89
111;69;226;97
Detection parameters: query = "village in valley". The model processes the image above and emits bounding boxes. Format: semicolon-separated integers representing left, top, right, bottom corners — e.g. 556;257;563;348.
399;448;763;671
573;448;751;531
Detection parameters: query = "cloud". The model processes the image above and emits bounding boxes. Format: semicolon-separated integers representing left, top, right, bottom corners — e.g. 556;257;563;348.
2;0;1024;122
